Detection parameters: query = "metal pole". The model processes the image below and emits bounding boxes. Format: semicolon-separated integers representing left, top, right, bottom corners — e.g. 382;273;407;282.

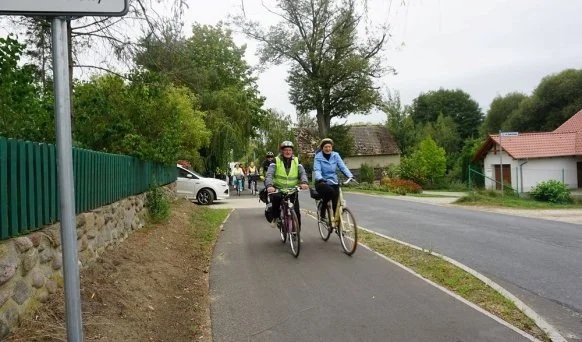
499;130;504;201
52;17;84;342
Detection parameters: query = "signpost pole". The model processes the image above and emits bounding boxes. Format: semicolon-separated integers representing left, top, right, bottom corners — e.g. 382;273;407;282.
52;17;83;342
499;130;504;201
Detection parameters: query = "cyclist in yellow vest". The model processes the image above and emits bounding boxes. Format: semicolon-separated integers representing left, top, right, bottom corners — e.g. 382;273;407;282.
247;162;259;191
265;141;309;228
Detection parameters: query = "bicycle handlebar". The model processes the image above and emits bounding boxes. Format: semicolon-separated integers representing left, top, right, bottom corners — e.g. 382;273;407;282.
325;178;358;185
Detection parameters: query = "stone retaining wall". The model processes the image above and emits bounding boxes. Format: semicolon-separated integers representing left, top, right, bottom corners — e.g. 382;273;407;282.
0;182;176;338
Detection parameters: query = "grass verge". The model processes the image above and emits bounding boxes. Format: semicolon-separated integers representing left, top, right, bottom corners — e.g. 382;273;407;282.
357;229;549;341
456;191;582;209
190;207;231;252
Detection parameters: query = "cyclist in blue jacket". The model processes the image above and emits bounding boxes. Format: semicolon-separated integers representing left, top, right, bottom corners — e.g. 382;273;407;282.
313;138;354;219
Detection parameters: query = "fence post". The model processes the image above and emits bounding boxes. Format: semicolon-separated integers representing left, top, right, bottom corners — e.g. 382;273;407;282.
562;168;565;184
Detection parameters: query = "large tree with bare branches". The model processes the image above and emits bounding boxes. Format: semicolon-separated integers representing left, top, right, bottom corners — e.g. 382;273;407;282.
235;0;389;137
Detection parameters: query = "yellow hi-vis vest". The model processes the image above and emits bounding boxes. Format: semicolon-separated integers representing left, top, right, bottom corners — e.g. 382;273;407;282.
273;156;299;189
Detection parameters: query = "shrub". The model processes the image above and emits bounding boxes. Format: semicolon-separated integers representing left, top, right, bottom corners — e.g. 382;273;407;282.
529;180;572;204
383;164;400;179
359;163;375;184
146;180;170;223
381;177;422;195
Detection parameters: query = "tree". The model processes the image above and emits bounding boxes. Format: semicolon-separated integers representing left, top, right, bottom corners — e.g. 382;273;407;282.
504;69;582;132
73;71;210;166
235;0;388;138
135;23;266;172
399;137;446;185
422;114;460;157
0;35;54;142
383;92;420;156
482;92;527;134
410;89;483;141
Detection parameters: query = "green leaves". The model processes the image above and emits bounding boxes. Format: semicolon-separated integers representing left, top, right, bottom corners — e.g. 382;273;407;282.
399;137;446;186
236;0;387;137
73;72;210;166
0;35;54;143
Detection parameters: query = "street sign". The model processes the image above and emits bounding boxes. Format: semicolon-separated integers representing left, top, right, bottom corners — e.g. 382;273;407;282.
0;0;129;16
500;132;519;137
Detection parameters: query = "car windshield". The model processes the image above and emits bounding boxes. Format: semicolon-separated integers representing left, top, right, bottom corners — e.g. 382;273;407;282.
189;170;204;178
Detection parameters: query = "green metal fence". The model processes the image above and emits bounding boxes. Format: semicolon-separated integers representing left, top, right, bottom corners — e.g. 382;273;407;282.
0;136;176;240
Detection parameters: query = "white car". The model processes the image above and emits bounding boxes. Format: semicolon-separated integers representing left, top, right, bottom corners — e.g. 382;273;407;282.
176;164;229;205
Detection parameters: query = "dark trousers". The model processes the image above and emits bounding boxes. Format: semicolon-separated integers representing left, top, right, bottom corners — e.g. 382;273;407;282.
270;192;301;227
315;183;339;216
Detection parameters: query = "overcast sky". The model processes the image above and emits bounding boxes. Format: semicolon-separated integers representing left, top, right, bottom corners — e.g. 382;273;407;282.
179;0;582;124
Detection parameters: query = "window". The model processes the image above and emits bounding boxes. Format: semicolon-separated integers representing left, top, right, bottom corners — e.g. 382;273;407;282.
177;167;197;179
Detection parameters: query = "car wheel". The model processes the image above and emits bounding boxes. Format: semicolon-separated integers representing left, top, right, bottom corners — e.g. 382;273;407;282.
197;189;214;205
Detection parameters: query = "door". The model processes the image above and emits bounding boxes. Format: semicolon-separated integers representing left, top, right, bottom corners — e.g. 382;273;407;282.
177;167;200;198
494;164;511;190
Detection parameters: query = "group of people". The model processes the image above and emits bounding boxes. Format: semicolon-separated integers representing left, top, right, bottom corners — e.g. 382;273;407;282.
231;161;260;192
262;138;354;229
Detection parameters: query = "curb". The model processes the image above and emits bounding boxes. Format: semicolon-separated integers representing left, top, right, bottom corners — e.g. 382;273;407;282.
302;209;566;342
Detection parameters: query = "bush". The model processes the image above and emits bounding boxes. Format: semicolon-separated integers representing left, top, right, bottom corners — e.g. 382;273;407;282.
383;164;400;179
146;181;170;223
381;177;422;195
359;163;375;184
529;180;572;204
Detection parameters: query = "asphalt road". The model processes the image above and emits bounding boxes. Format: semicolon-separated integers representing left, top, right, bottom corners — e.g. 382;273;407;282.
210;208;533;342
317;192;582;341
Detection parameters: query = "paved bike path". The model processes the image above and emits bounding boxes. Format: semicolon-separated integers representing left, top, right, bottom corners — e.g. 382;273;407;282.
210;209;534;342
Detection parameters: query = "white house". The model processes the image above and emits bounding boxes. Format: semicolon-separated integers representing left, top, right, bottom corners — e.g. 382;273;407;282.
473;109;582;192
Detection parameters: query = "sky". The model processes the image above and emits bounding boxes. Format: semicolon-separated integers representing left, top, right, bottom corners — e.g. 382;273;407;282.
179;0;582;124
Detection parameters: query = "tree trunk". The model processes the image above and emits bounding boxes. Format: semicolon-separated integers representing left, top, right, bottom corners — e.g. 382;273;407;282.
316;107;328;138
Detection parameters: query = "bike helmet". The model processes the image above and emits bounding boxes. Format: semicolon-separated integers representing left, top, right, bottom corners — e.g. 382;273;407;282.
280;141;294;149
319;138;334;149
266;151;274;157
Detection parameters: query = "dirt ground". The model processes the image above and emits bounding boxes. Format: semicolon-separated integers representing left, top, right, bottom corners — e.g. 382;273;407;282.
7;200;226;342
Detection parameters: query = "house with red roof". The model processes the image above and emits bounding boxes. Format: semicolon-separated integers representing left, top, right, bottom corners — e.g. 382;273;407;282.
473;109;582;192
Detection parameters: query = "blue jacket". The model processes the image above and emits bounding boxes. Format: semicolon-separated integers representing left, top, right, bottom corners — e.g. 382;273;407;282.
313;151;353;184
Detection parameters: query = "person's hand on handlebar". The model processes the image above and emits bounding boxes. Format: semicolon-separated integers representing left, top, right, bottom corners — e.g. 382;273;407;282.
267;186;276;193
299;183;309;190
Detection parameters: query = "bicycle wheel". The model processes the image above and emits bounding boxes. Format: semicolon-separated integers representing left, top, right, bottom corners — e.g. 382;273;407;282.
316;201;332;241
288;209;300;257
339;207;358;255
279;214;287;243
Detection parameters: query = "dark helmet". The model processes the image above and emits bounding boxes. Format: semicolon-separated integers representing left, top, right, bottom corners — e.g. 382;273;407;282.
319;138;334;149
266;151;274;157
280;141;294;150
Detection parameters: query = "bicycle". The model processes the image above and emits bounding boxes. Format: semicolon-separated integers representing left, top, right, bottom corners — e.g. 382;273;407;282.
269;187;302;257
250;177;258;196
313;178;358;255
234;178;243;196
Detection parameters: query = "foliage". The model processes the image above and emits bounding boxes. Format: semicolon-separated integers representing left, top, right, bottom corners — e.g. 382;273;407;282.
399;137;446;185
146;181;170;223
135;23;265;172
383;164;400;179
328;125;354;157
380;177;422;195
482;92;527;134
359;163;375;184
383;91;420;156
254;109;295;158
503;69;582;132
529;180;572;204
0;35;54;142
449;137;485;183
235;0;388;137
74;71;210;166
410;88;483;142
